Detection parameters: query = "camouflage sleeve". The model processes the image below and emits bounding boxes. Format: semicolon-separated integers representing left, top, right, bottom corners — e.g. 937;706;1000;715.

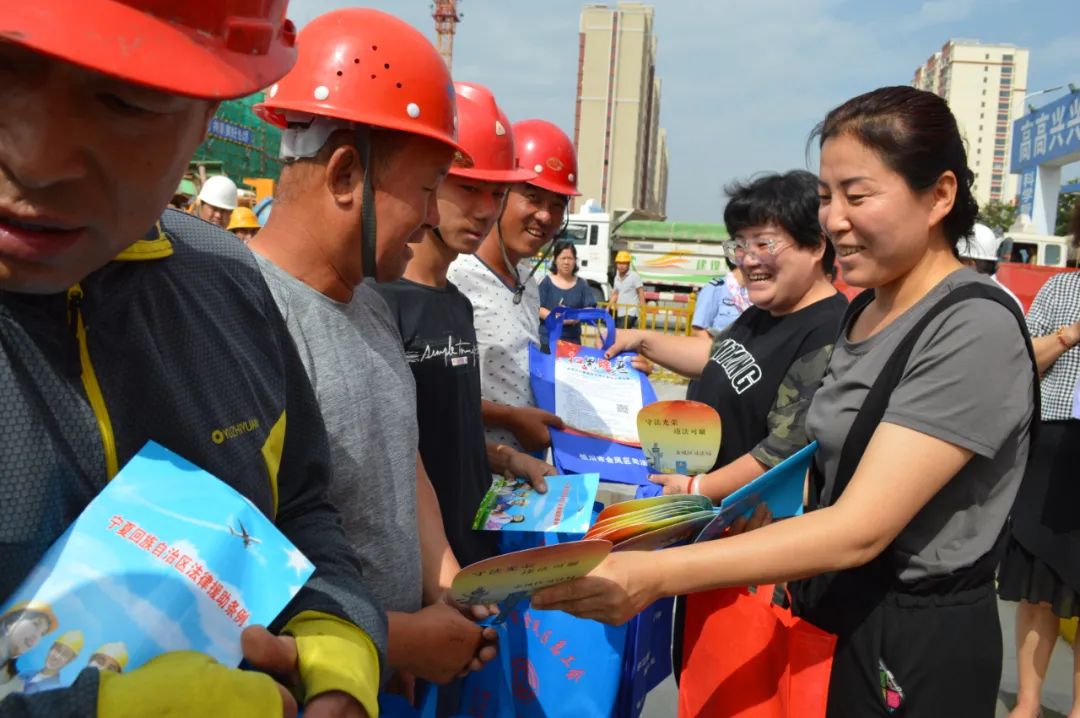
750;344;834;468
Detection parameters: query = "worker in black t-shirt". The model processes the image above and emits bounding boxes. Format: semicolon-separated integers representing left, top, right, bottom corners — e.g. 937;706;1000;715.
373;82;555;567
606;170;845;502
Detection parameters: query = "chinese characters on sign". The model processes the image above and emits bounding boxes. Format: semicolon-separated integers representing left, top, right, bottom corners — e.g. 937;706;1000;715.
106;515;250;627
1011;94;1080;172
207;118;254;147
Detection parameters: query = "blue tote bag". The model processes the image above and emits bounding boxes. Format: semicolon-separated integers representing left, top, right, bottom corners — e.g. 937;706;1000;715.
529;308;659;493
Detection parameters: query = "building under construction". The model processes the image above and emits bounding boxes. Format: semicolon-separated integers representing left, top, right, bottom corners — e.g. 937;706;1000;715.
188;91;284;200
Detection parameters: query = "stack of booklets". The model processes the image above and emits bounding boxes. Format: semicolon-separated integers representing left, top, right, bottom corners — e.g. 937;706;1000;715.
585;440;818;552
450;442;817;607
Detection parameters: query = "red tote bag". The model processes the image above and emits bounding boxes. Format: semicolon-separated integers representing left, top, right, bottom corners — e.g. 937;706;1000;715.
677;586;836;718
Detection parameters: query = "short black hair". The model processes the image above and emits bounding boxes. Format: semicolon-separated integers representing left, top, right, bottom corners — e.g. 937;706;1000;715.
549;240;578;274
723;170;834;275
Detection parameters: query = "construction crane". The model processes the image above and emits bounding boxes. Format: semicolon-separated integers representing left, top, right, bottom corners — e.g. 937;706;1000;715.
431;0;461;70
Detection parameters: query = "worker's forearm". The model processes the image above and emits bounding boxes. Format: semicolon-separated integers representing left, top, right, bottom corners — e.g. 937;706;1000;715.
482;399;512;430
415;459;459;603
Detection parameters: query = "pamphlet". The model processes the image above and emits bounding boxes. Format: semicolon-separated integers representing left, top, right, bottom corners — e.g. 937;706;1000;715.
472;473;600;534
451;540;612;606
554;342;644;444
694;441;817;543
0;442;314;698
637;400;722;475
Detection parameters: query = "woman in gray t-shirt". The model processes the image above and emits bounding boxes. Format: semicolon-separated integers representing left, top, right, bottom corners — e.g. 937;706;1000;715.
533;87;1035;718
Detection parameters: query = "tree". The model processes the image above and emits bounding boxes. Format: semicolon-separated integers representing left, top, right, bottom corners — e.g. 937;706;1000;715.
1056;181;1078;236
978;201;1018;235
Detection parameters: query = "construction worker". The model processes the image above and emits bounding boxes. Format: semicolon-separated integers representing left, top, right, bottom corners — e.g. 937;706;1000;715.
86;643;128;675
1;3;385;717
20;630;83;694
959;222;1022;308
226;207;261;243
248;9;498;692
447;119;581;452
194;175;238;228
170;178;197;210
373;82;556;569
609;250;645;329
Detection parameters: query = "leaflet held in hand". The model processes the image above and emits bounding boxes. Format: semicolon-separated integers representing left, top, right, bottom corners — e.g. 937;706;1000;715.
0;442;314;699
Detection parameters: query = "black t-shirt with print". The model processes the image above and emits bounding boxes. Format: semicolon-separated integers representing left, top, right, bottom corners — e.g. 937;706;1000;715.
688;293;848;471
374;278;499;566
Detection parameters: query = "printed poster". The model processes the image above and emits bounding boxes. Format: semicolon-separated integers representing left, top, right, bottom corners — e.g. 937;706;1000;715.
554;342;644;444
0;442;313;698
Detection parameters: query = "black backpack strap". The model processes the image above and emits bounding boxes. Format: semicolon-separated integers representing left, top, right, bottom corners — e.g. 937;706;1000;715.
830;282;1039;503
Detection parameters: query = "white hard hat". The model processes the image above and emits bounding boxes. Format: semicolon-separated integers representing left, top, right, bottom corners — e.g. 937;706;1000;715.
959;223;1000;262
197;176;238;211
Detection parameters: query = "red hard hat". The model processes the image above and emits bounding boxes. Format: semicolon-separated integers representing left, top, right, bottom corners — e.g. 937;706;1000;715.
450;83;536;184
255;8;461;154
2;0;297;100
513;120;581;197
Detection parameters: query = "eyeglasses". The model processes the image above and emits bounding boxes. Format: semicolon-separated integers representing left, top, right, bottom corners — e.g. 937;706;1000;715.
722;235;789;264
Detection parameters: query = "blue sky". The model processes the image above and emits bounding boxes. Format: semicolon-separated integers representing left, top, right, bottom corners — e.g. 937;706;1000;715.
287;0;1080;221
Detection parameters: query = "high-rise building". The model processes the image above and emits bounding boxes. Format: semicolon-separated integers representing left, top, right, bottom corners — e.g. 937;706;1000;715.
912;39;1029;207
575;3;668;218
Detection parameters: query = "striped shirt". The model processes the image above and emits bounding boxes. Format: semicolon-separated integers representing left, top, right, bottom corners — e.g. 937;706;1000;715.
1026;271;1080;420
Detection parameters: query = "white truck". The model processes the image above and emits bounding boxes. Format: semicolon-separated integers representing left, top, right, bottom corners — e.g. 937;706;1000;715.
561;205;730;299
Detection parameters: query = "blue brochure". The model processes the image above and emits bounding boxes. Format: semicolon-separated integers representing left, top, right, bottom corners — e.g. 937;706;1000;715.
473;473;600;535
694;442;817;543
0;442;314;698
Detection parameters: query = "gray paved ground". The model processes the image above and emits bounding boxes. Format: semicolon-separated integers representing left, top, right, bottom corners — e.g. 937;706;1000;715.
639;381;1076;716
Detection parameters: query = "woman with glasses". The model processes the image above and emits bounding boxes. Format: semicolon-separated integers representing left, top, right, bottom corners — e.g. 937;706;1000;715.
593;170;844;501
538;240;596;351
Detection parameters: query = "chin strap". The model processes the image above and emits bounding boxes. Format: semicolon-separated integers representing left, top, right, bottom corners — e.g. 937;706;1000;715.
496;196;570;305
280;113;378;280
359;134;377;281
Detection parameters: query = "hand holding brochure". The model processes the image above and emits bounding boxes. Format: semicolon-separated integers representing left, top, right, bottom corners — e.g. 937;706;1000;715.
0;442;314;698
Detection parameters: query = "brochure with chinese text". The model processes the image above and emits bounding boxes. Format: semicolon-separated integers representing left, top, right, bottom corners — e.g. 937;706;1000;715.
0;442;313;699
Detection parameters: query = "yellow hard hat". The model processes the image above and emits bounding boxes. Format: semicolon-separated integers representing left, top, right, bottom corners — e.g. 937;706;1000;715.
227;206;261;233
3;600;59;634
92;642;129;670
615;251;632;263
55;630;85;654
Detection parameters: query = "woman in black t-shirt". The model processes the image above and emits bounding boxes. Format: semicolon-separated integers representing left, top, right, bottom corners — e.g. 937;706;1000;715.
606;170;845;502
